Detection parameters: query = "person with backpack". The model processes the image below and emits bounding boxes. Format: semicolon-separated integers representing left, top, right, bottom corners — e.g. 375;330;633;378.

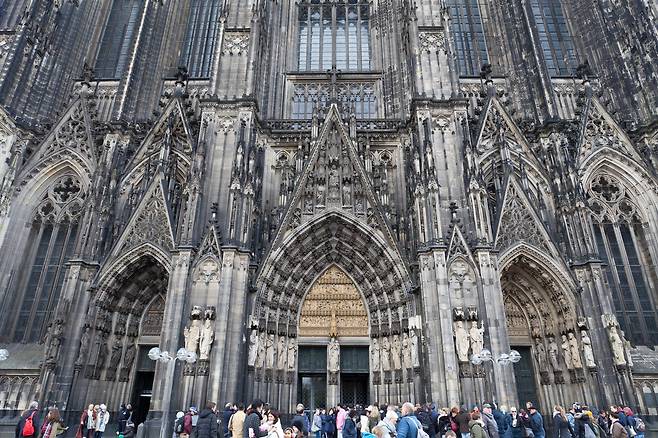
15;401;40;438
609;412;627;438
397;403;424;438
343;411;358;438
436;409;451;437
481;404;499;438
174;411;186;437
467;412;486;438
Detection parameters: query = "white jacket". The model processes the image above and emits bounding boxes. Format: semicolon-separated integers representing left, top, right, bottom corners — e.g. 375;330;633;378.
96;411;110;432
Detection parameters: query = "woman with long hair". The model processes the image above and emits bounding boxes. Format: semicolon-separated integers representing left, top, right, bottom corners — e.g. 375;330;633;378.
553;405;574;438
41;408;68;438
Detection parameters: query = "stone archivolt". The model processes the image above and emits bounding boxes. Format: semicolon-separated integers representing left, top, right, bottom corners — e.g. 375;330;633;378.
299;266;368;337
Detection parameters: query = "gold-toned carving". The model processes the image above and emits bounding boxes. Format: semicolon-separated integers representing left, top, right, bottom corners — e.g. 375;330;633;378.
299;266;368;337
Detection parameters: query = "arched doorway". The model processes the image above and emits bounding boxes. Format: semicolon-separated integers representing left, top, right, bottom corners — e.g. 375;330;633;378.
500;249;587;411
297;265;369;409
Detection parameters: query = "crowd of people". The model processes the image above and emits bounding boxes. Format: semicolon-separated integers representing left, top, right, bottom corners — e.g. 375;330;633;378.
171;400;648;438
12;398;648;438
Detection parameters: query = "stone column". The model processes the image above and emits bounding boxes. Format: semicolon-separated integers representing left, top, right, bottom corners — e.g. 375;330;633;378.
475;250;517;407
142;250;192;438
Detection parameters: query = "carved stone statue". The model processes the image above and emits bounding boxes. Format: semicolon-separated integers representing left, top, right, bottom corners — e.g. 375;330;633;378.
247;329;259;367
75;326;91;367
381;336;391;371
454;321;470;363
561;334;573;369
402;333;412;369
265;333;275;369
391;334;402;369
621;330;634;367
410;329;420;367
469;321;484;355
329;310;338;338
184;306;204;354
608;326;626;366
534;338;550;373
328;337;340;373
547;336;561;372
120;342;136;381
581;330;596;369
199;318;215;360
370;338;380;367
277;336;287;370
44;318;65;362
256;332;266;368
567;331;583;369
287;338;297;370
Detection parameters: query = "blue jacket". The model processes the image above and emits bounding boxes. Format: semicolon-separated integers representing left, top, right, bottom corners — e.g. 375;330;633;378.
397;415;420;438
343;417;357;438
530;412;545;438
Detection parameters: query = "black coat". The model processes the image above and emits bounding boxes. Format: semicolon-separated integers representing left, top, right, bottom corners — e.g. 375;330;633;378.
553;414;573;438
15;409;40;438
244;412;267;438
197;409;219;438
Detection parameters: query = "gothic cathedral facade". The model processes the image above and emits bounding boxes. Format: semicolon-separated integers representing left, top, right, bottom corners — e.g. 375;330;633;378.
0;0;658;434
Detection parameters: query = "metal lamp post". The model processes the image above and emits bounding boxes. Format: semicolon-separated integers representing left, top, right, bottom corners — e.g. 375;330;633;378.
470;349;521;403
149;347;197;438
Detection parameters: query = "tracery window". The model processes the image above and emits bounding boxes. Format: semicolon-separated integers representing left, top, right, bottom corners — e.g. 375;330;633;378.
7;176;85;342
588;175;658;345
292;82;376;119
180;0;222;78
528;0;576;76
95;0;145;79
297;0;371;72
445;0;489;76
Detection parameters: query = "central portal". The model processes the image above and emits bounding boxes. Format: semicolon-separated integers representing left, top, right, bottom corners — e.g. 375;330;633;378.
297;266;370;407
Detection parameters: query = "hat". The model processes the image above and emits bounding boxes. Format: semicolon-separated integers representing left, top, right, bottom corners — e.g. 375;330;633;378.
100;404;107;411
190;406;198;413
528;405;537;410
482;404;492;409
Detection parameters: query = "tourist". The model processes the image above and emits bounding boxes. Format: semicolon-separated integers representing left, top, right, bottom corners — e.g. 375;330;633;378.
197;402;219;438
223;404;236;438
343;410;358;438
417;405;432;438
597;410;610;438
376;410;398;438
175;411;186;437
182;408;194;436
267;410;285;438
397;403;420;438
322;408;336;438
467;412;486;438
494;406;508;438
40;407;68;438
552;406;573;438
372;425;385;438
454;407;470;438
230;404;247;438
312;408;323;438
361;407;371;434
443;432;456;438
95;404;110;438
623;407;638;437
481;404;499;438
284;428;294;438
609;412;627;438
75;404;94;438
527;405;545;438
117;403;132;435
337;405;347;438
293;404;310;437
437;408;451;437
244;399;268;438
504;407;524;438
369;406;381;432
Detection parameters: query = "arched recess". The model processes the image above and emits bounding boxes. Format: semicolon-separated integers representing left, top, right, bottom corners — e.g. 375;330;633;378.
74;246;170;413
0;161;91;342
254;210;413;336
500;244;586;410
580;151;658;345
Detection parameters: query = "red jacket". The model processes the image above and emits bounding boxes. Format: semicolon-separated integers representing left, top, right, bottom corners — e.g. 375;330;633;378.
184;414;193;434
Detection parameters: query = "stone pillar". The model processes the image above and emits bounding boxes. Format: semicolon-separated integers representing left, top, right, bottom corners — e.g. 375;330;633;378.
475;250;517;407
142;250;192;438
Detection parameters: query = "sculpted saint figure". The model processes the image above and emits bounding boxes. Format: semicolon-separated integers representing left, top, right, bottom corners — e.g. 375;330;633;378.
391;334;402;370
256;332;267;368
247;329;259;367
287;338;297;370
328;338;340;373
184;309;203;355
534;338;550;373
608;327;626;366
277;336;287;370
371;338;380;368
381;336;391;371
265;333;275;369
547;336;561;372
454;321;470;362
410;330;420;367
561;334;573;369
568;332;583;369
581;330;596;368
469;321;484;355
199;318;215;360
402;333;412;369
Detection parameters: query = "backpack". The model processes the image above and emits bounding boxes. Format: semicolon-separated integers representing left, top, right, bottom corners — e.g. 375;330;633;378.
635;417;645;433
175;417;185;434
22;412;36;437
412;418;430;438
